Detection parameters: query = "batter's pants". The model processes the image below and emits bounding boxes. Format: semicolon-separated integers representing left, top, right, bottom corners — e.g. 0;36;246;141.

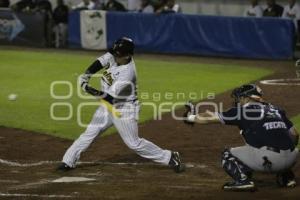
62;102;171;168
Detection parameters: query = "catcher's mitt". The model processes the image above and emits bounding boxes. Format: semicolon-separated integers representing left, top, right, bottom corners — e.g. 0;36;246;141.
183;101;196;125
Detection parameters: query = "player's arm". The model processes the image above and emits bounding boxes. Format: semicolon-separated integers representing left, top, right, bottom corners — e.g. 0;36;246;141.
80;60;113;103
79;60;103;90
82;62;133;103
187;110;222;124
79;54;122;118
80;53;115;97
85;77;133;104
280;109;299;147
80;52;114;92
79;60;115;105
83;85;113;102
85;60;103;75
289;127;299;147
184;102;239;126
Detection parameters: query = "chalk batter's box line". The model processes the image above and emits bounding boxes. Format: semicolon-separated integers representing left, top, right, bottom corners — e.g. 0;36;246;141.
260;78;300;86
0;193;73;198
0;158;206;169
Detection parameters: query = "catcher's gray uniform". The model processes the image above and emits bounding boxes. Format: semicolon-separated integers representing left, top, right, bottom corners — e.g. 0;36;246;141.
230;145;298;172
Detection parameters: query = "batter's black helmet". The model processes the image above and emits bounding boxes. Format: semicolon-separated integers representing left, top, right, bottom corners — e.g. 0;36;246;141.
231;84;263;103
110;37;134;57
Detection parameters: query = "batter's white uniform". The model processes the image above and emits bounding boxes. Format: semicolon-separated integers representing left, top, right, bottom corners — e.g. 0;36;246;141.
62;53;171;167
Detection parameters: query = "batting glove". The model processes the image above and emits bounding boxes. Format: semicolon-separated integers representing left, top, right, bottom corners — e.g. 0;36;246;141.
79;74;91;92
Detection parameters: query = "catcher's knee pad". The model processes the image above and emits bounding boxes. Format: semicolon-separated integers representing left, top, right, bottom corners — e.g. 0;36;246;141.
221;149;252;182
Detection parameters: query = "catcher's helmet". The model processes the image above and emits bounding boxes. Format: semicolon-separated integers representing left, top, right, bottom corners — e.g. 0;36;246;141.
231;84;263;104
110;37;134;57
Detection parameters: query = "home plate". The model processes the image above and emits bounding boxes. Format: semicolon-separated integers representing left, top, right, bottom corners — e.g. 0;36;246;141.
52;177;96;183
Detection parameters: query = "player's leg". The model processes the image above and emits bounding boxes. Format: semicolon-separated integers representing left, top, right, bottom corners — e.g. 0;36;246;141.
229;146;299;189
221;146;255;191
239;147;298;188
114;116;171;164
59;106;113;170
275;148;299;188
276;169;297;188
112;107;185;172
242;147;298;172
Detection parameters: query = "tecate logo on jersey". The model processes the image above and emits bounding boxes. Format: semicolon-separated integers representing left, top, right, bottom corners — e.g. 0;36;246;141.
263;122;287;130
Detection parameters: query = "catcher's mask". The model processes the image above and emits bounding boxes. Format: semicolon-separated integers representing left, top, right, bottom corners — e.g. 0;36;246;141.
231;84;263;106
110;37;134;58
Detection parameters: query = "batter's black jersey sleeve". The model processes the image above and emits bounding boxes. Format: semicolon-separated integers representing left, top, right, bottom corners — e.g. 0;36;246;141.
85;60;103;74
218;103;295;150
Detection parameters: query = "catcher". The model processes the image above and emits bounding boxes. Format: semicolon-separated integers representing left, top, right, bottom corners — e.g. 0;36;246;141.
184;84;299;191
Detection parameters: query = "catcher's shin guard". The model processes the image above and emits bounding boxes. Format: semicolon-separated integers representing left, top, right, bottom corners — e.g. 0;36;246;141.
221;149;252;182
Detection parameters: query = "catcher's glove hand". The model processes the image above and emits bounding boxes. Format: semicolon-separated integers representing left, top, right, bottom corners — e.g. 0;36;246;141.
183;101;196;125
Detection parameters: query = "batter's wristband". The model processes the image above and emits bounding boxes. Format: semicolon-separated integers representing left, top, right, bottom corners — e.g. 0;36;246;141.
85;86;114;105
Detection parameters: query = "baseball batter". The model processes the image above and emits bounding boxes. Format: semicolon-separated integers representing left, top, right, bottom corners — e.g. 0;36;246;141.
57;37;185;173
184;84;299;191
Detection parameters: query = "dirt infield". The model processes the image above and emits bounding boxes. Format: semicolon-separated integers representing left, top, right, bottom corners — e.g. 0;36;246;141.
0;55;300;199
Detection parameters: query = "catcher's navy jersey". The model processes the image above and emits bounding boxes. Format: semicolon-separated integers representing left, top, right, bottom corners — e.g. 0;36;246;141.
218;102;294;150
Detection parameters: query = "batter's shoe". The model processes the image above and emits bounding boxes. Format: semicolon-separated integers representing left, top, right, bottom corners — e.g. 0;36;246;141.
169;152;185;173
56;162;74;172
222;180;256;192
